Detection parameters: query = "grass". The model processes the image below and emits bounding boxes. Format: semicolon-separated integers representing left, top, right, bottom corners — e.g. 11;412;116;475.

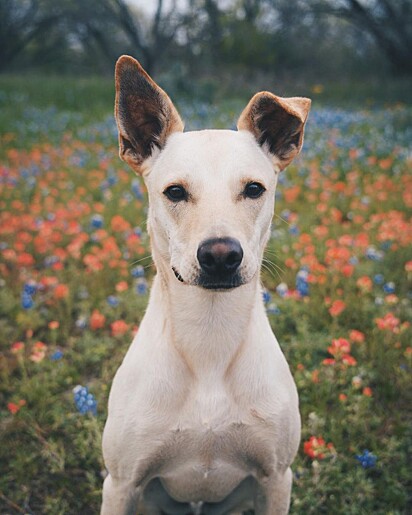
0;75;411;514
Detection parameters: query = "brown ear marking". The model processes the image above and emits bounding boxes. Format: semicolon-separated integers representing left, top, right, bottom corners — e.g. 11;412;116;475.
237;92;311;170
115;55;184;174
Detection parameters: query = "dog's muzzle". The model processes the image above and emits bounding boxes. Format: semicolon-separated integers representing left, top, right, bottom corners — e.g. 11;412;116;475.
196;237;244;290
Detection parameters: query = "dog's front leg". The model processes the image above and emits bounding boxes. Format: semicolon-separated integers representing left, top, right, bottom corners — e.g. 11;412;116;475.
254;468;293;515
101;474;142;515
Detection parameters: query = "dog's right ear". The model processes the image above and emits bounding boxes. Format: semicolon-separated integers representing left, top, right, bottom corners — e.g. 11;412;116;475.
115;55;184;174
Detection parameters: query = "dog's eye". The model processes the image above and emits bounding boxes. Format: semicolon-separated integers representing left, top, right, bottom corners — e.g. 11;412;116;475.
163;185;188;202
243;182;266;199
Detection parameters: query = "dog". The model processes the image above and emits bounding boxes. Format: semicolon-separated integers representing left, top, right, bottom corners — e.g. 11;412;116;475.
101;55;311;515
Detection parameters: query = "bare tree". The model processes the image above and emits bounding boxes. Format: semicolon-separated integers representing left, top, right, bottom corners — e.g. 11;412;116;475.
310;0;412;75
0;0;60;71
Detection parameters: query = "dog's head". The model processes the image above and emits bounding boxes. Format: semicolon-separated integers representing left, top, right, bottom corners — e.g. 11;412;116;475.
115;56;310;291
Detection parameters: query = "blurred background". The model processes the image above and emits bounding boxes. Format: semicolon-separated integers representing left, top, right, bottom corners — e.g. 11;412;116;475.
1;0;412;105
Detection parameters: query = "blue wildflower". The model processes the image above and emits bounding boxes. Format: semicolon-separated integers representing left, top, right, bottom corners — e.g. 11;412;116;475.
267;303;281;315
289;224;299;236
296;269;309;297
21;292;34;309
136;279;148;295
276;282;288;298
75;316;88;329
262;289;271;304
90;214;104;229
50;350;64;361
373;274;384;285
383;282;395;294
131;265;145;278
23;282;37;295
131;178;144;200
73;385;97;415
107;295;119;307
355;450;377;469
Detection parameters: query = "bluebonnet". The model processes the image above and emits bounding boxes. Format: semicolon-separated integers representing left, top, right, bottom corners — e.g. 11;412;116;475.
75;316;88;329
50;350;63;361
262;289;271;304
131;265;145;278
355;450;377;469
73;385;97;415
136;279;148;295
366;246;384;261
131;178;144;200
23;282;37;296
267;303;281;315
107;295;119;307
373;274;384;285
90;214;104;229
296;269;309;297
21;293;34;309
21;284;36;309
383;282;395;294
289;224;299;236
276;282;288;298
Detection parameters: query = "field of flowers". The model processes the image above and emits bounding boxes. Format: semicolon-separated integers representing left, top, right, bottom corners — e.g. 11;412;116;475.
0;86;411;514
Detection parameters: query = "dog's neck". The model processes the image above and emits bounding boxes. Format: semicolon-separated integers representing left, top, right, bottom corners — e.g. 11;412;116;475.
148;254;264;380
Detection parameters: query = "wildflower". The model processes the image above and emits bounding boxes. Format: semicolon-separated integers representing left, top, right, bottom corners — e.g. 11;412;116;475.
90;214;104;229
362;387;373;397
296;269;309;297
73;385;97;415
373;274;384;285
356;276;373;293
48;320;60;330
355;450;377;469
90;309;106;330
136;278;148;295
339;393;347;402
7;400;26;415
262;289;271;304
349;330;365;343
303;436;335;460
328;338;351;356
50;350;64;361
267;303;281;315
115;281;129;292
54;284;69;299
21;292;34;309
383;282;395;294
276;283;288;297
107;295;119;307
111;320;130;337
352;376;363;389
329;300;346;317
131;265;145;278
375;312;400;332
11;342;25;354
30;341;47;362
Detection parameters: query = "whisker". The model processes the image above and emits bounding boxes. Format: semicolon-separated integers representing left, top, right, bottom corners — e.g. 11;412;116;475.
129;254;153;267
274;213;291;226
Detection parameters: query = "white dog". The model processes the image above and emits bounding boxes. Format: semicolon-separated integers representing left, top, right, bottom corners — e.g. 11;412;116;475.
101;55;310;515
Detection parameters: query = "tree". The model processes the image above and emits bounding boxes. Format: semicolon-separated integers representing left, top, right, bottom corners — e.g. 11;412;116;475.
310;0;412;75
0;0;61;71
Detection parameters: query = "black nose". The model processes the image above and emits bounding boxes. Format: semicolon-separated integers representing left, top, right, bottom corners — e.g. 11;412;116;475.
197;238;243;277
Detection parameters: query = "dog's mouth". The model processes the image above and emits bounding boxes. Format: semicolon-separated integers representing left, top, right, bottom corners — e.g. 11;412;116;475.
196;271;244;291
172;267;245;290
172;267;185;283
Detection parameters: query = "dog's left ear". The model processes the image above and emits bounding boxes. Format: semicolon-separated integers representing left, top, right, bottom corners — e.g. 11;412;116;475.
115;55;184;174
237;92;311;171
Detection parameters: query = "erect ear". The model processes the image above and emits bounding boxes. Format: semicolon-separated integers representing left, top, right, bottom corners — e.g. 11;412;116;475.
115;55;184;174
237;91;311;171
